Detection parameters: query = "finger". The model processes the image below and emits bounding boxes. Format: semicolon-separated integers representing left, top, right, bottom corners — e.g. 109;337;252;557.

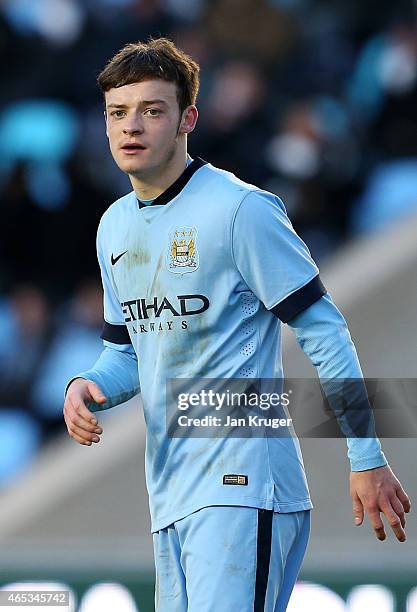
367;507;386;541
352;493;364;526
380;498;406;542
389;494;406;528
396;485;411;514
86;381;107;404
66;393;94;420
69;424;101;443
68;431;93;446
68;399;102;432
72;413;102;434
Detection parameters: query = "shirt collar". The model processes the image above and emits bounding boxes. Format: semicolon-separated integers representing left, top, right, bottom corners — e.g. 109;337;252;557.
137;157;207;209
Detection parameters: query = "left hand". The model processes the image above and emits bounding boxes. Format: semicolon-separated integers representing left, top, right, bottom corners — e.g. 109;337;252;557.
350;464;411;542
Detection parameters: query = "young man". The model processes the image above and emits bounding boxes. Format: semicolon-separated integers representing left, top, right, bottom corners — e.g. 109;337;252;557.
64;38;410;612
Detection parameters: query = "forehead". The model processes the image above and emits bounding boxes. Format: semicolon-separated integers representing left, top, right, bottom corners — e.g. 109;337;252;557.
104;79;178;107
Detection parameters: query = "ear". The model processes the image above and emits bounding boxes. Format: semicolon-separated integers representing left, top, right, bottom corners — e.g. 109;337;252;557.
104;110;109;138
179;105;198;135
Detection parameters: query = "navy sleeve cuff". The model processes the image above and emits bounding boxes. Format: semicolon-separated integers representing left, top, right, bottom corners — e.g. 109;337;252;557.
270;274;326;323
101;321;131;344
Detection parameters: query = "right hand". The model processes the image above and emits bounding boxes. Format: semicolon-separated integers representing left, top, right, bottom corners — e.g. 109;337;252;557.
64;378;106;446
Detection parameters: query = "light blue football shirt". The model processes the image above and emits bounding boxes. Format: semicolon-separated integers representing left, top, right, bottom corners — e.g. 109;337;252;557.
75;158;386;532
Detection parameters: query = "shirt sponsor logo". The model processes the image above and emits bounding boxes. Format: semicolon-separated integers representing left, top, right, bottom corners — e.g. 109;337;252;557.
121;294;209;321
168;226;199;274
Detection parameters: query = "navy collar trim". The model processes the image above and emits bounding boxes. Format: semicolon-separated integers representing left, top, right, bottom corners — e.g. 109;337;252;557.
137;157;207;209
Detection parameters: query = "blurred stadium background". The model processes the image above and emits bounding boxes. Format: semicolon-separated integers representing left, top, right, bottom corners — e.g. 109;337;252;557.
0;0;416;610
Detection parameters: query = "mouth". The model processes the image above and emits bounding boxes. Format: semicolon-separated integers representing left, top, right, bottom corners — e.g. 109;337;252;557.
120;144;147;154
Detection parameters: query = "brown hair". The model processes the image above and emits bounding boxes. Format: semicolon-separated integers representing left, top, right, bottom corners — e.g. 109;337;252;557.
97;37;200;115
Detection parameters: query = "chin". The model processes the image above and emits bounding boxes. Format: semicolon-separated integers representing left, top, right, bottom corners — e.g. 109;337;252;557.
119;160;148;175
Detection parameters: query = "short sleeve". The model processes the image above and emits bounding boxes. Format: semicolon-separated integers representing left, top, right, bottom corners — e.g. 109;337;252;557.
97;223;131;345
232;191;326;322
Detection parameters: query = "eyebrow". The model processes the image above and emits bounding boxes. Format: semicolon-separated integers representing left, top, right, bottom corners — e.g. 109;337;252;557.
107;99;168;109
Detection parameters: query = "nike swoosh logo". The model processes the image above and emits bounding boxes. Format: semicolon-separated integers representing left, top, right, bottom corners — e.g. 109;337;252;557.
111;251;127;265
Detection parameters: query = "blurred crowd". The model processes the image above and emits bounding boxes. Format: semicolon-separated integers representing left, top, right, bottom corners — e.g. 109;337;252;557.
1;0;417;486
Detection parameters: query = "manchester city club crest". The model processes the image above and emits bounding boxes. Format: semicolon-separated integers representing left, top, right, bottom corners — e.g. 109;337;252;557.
168;226;199;274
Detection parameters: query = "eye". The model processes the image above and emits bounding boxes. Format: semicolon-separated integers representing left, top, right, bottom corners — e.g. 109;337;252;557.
110;110;126;118
144;108;162;117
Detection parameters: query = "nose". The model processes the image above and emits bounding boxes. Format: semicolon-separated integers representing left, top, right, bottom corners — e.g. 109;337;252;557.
123;112;144;135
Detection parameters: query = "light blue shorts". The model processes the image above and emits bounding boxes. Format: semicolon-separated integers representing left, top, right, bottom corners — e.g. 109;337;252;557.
152;506;311;612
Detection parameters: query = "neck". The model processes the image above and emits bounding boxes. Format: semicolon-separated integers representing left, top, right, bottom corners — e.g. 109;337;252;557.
130;147;188;201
